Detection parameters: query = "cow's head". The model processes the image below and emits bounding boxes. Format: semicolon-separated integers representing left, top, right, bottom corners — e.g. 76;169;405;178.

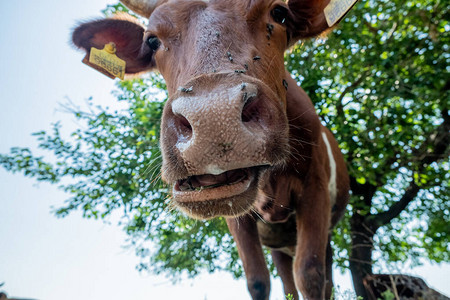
73;0;333;219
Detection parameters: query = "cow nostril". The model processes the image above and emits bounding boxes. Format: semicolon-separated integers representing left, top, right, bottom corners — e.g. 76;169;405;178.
174;114;193;137
179;114;191;130
241;96;260;123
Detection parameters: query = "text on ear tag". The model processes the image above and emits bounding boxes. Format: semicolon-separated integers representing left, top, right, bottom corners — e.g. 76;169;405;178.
324;0;358;27
82;42;126;80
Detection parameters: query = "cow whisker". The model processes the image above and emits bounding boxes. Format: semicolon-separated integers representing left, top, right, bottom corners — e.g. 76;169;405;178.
288;123;313;134
288;147;311;163
149;173;163;188
140;155;163;177
289;137;318;147
287;107;316;123
256;194;293;211
250;208;267;224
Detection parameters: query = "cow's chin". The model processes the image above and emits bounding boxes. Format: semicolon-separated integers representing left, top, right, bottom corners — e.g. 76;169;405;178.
171;166;266;219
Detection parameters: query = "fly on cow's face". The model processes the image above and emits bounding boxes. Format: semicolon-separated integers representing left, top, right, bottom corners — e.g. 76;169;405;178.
227;51;233;62
267;23;274;35
283;79;288;90
178;86;193;93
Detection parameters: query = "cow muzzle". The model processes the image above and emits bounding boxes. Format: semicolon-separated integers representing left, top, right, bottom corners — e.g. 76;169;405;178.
160;73;289;219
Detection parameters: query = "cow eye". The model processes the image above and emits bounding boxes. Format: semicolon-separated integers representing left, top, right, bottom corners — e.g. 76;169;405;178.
146;36;161;51
271;6;288;24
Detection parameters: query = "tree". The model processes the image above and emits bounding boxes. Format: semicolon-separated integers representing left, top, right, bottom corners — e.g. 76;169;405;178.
285;0;449;296
1;0;448;298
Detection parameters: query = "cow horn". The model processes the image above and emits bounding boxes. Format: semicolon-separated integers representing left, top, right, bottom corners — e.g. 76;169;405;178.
120;0;167;18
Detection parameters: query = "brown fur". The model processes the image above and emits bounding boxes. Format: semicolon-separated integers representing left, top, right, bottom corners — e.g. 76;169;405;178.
364;274;450;300
72;0;350;299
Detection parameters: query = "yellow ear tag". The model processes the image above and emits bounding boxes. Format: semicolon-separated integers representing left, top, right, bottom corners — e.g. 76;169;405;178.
324;0;358;27
82;42;126;80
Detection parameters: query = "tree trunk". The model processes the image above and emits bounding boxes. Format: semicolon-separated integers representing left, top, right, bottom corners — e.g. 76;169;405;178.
349;212;375;300
348;177;378;299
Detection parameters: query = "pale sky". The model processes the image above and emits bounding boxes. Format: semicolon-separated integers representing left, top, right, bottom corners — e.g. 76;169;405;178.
0;1;448;299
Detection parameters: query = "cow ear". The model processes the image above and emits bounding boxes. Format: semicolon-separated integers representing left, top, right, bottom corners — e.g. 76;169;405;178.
72;15;155;74
286;0;353;43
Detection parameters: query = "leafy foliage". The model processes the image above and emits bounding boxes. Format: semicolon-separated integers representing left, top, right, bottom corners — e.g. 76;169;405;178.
1;74;243;279
285;0;449;270
1;0;448;288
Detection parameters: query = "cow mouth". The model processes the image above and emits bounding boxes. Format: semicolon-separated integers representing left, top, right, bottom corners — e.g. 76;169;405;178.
176;168;249;191
172;166;263;204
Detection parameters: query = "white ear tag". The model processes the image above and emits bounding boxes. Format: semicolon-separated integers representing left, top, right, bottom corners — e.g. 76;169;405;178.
324;0;358;27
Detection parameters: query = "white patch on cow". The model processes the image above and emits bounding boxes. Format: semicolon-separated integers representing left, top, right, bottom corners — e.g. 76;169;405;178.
205;164;225;175
321;132;337;206
176;138;194;152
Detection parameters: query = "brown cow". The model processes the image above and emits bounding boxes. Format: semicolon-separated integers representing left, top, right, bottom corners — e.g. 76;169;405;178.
363;274;450;300
72;0;351;299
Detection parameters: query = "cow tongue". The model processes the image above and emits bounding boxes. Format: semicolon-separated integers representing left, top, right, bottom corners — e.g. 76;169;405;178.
178;169;248;191
191;173;227;187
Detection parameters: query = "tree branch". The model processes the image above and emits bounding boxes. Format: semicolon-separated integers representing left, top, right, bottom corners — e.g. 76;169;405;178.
369;109;450;229
336;70;369;117
413;108;450;165
369;180;420;229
